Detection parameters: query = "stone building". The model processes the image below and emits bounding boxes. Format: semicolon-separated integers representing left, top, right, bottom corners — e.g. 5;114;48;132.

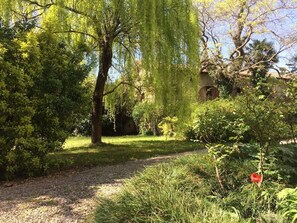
198;71;294;102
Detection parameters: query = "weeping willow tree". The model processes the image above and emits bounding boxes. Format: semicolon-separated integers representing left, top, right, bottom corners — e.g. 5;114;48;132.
1;0;200;144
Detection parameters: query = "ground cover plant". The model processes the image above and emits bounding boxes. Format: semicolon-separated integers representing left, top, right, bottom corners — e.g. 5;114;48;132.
93;142;297;223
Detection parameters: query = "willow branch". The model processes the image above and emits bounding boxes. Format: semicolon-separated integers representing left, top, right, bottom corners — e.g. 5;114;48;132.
53;29;98;41
23;0;53;8
24;0;91;17
103;81;142;96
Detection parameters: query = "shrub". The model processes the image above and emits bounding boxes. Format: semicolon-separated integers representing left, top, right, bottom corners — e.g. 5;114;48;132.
280;77;297;142
186;89;293;144
233;90;292;176
3;138;48;179
0;24;93;179
272;144;297;184
158;116;178;139
132;102;162;135
31;31;93;151
235;92;290;145
185;99;244;143
277;187;297;222
0;23;42;179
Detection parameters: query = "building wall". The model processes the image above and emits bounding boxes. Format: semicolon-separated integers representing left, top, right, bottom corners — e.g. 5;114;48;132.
198;71;292;102
198;71;219;102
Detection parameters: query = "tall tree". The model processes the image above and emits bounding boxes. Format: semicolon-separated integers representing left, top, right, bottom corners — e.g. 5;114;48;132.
1;0;200;144
246;39;278;95
196;0;297;94
246;39;278;84
287;55;297;73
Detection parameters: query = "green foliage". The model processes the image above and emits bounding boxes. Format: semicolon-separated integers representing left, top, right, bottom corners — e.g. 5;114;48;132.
277;187;297;222
0;22;44;178
221;182;284;221
48;136;204;174
137;0;200;116
186;87;293;144
158;116;178;139
132;102;162;135
245;39;279;97
94;155;243;223
0;23;93;179
204;142;297;220
30;31;93;150
185;99;244;143
249;144;297;185
213;73;235;98
246;39;278;92
234;91;290;176
281;77;297;142
235;90;289;145
93;152;296;222
273;144;297;184
2;0;200;143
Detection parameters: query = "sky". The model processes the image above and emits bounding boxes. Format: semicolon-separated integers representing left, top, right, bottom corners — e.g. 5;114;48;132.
99;0;297;80
215;4;297;68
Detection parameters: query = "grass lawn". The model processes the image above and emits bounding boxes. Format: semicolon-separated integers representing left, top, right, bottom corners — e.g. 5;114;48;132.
47;135;204;173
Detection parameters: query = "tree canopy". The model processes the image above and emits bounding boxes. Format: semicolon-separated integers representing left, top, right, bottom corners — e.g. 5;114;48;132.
196;0;297;95
0;0;200;143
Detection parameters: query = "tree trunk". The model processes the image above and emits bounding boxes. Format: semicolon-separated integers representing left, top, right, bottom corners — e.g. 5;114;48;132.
91;41;113;144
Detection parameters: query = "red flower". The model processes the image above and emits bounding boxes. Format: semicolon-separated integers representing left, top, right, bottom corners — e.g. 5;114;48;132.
250;173;262;183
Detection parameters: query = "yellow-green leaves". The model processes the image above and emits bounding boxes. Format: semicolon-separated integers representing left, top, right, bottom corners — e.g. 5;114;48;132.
0;43;7;60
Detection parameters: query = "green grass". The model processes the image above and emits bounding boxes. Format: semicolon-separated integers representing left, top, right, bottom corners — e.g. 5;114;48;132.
47;135;204;173
92;153;288;223
93;154;246;223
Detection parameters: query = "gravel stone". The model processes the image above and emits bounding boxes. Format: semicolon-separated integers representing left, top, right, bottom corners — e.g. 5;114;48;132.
0;151;201;223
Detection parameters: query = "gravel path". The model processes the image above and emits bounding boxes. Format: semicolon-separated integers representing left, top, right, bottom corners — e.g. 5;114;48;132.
0;151;202;223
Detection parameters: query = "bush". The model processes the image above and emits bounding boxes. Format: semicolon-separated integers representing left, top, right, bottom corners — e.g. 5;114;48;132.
0;24;93;179
184;99;244;143
235;92;290;145
158;116;178;139
132;102;162;135
3;138;48;179
31;31;93;151
277;187;297;222
0;23;42;179
280;77;297;142
186;90;293;144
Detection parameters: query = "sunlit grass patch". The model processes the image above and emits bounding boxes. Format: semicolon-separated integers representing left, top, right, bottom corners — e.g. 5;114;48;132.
47;135;204;174
63;135;169;149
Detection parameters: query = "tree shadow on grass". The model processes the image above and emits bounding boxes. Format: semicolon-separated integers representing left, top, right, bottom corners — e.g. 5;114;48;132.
49;140;204;171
